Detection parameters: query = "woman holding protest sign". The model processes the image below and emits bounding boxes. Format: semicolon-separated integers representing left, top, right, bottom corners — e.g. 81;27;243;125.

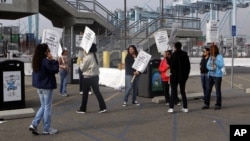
76;43;107;114
123;45;140;107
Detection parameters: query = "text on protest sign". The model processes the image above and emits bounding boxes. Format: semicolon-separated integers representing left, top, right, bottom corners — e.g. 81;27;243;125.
42;29;60;58
154;30;169;53
132;50;152;73
80;26;95;53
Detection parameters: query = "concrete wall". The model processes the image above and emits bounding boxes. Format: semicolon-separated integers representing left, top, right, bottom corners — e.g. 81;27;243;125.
0;0;38;19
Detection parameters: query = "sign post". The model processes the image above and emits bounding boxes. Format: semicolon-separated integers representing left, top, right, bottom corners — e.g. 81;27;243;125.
231;0;236;88
131;50;152;82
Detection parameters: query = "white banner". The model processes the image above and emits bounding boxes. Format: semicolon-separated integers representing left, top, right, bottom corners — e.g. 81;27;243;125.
80;26;95;53
169;22;181;46
206;20;219;43
42;29;60;58
154;30;169;53
75;35;83;47
132;50;152;73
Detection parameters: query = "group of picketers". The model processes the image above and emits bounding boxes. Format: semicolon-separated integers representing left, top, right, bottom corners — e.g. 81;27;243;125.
27;41;224;135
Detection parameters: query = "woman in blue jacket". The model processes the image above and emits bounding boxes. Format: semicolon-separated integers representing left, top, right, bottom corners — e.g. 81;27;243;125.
202;44;224;110
29;44;59;135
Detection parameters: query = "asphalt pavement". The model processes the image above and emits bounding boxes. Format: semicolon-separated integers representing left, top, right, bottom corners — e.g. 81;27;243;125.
0;66;250;141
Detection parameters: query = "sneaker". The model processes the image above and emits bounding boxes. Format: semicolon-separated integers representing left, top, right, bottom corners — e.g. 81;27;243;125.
132;101;140;106
88;91;92;95
98;109;107;113
59;93;62;96
29;125;39;135
79;92;83;95
168;108;174;113
176;102;181;106
166;102;169;106
76;110;86;114
62;94;68;97
122;102;127;107
181;108;189;113
43;128;58;135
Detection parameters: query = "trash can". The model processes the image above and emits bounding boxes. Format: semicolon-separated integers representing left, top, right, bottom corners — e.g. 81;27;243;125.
69;57;79;84
0;60;25;110
138;59;163;98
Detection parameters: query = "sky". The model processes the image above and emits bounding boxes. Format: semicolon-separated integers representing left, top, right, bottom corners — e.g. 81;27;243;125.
0;0;250;41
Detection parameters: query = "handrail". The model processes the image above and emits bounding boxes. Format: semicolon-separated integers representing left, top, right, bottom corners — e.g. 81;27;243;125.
65;0;123;29
130;16;201;38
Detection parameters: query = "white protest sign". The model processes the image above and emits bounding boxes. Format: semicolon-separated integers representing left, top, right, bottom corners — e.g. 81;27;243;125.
42;29;60;58
169;22;181;46
80;26;95;53
206;20;219;43
154;30;169;53
132;50;152;73
75;35;83;47
57;43;62;57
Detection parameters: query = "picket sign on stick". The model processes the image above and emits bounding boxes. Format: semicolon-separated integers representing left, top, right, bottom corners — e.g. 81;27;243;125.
41;29;60;58
131;50;152;83
154;30;169;53
168;22;181;47
80;26;95;53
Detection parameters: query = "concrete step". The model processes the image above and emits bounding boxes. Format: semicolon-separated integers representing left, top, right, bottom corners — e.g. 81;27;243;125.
0;108;35;120
152;92;203;104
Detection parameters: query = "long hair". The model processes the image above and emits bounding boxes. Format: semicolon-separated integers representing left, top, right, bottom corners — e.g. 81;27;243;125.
127;45;138;57
89;43;98;65
32;44;49;72
210;44;219;57
165;50;172;62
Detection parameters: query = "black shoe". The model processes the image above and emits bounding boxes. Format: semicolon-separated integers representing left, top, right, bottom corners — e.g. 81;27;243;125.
29;125;39;135
202;105;209;109
76;110;86;114
214;106;221;110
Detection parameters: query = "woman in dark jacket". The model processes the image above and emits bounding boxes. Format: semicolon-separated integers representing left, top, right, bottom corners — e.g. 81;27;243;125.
123;45;140;107
29;44;59;135
200;47;210;101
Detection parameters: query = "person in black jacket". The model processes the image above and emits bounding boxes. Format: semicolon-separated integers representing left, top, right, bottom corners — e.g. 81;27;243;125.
168;42;190;113
123;45;140;107
29;44;59;135
200;47;210;101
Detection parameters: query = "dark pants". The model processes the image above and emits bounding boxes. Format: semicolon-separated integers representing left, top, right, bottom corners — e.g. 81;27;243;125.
79;76;106;112
162;81;170;103
204;76;222;107
78;68;83;92
200;73;209;98
162;81;180;103
169;81;187;108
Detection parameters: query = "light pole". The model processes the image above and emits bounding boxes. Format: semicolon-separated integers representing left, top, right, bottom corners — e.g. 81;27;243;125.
231;0;236;88
161;0;164;27
124;0;127;49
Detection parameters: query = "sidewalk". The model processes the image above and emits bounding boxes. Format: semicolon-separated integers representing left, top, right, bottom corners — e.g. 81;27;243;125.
0;71;250;141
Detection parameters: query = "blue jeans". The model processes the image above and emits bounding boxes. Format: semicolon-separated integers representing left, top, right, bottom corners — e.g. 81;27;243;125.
124;74;139;103
59;70;68;94
31;89;53;132
200;73;209;98
204;76;222;107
